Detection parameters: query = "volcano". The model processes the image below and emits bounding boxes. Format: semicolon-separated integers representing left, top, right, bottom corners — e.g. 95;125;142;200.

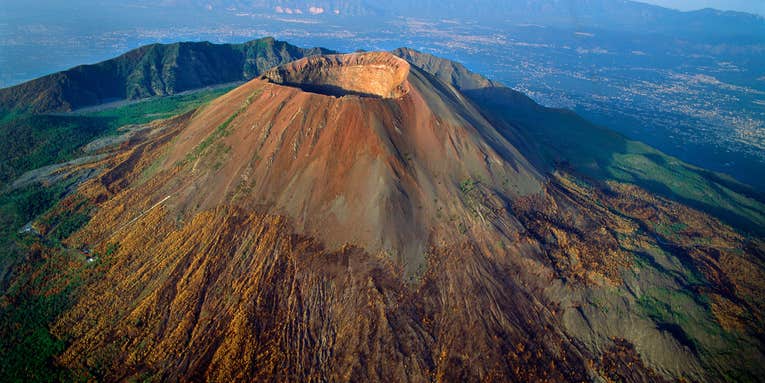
33;51;765;382
95;52;543;276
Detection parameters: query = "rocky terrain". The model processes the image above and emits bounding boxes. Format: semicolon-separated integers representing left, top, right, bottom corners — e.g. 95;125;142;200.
0;50;756;382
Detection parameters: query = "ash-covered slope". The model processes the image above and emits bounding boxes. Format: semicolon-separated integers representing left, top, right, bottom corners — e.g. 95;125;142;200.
45;51;765;382
112;52;543;274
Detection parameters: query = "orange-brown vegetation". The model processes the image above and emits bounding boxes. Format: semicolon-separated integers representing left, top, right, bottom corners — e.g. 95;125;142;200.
28;52;764;382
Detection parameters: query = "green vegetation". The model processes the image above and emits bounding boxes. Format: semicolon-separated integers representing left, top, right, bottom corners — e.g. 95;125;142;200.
0;242;87;383
79;86;232;127
49;211;90;242
637;288;694;326
0;37;332;114
653;221;689;241
134;151;168;187
603;146;764;234
0;276;78;382
634;285;759;382
0;184;63;268
0;85;233;382
0;184;95;382
466;87;765;236
0;81;228;253
181;89;261;166
0;115;106;186
0;181;86;382
0;87;231;188
459;178;477;194
184;111;238;164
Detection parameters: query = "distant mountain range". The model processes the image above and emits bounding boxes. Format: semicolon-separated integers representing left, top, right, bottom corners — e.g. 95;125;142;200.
123;0;765;37
0;37;332;114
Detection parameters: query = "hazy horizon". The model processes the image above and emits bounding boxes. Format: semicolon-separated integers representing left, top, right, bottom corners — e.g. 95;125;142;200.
2;0;764;17
639;0;765;15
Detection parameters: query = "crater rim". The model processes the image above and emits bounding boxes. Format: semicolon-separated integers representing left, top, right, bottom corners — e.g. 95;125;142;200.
262;52;411;99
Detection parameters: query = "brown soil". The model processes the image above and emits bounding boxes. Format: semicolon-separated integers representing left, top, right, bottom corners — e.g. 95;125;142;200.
36;52;765;382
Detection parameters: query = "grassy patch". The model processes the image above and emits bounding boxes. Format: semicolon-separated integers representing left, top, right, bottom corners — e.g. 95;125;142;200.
181;89;261;166
182;112;238;166
0;87;233;189
133;151;168;187
653;221;688;241
79;86;232;128
635;285;739;363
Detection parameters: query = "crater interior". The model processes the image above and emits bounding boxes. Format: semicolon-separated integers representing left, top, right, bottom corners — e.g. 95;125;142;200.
263;52;411;98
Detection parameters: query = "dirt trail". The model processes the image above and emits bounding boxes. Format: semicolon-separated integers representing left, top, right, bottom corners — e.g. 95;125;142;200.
110;194;173;237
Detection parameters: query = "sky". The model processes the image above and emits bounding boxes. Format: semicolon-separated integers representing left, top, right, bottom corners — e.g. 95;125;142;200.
639;0;765;15
2;1;764;17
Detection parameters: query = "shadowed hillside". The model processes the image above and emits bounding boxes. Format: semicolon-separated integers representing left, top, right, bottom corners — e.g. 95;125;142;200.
0;37;333;114
392;48;765;237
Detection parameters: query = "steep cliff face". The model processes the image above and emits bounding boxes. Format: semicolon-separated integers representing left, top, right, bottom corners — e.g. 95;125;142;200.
43;52;765;382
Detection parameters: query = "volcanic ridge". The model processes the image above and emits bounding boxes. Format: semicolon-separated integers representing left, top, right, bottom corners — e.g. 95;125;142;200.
262;52;411;98
18;50;764;382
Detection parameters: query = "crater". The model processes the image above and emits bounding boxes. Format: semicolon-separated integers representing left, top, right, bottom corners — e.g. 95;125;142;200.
263;52;411;99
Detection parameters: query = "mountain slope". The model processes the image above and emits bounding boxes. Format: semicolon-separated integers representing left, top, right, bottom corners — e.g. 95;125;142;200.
7;51;756;382
90;52;544;274
392;48;765;237
0;37;333;114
